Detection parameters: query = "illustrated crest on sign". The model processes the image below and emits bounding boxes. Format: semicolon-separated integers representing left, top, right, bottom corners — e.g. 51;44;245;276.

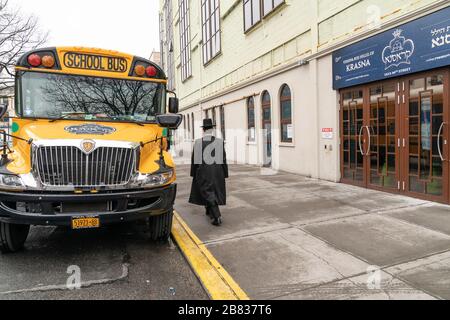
382;29;415;70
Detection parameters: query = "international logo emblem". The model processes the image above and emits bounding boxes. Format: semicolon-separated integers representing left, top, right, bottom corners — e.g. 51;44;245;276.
81;140;96;154
382;29;415;70
64;124;116;135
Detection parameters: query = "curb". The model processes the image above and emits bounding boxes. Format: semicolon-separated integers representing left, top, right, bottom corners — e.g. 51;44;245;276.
172;211;249;300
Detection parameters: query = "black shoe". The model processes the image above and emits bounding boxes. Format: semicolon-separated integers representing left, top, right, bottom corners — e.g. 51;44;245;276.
212;217;222;226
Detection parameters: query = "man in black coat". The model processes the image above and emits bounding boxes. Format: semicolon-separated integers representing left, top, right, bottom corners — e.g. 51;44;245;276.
189;119;229;226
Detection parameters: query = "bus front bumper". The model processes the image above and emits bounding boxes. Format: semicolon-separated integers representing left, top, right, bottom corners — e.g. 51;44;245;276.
0;184;177;226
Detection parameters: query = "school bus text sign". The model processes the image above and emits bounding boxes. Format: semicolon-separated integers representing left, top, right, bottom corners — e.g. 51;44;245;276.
63;52;128;73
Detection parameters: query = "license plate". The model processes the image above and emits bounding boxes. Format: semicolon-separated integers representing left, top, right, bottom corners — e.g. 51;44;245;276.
71;217;100;230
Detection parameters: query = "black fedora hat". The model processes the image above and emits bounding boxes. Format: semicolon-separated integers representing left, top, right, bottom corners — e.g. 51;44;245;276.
201;118;216;129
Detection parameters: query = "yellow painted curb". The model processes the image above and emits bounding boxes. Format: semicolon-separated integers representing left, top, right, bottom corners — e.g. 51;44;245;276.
172;211;250;300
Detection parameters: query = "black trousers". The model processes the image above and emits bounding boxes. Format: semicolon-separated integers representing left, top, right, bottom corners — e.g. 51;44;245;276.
206;205;221;219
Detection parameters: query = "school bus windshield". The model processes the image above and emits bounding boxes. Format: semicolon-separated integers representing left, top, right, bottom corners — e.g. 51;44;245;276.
18;72;166;123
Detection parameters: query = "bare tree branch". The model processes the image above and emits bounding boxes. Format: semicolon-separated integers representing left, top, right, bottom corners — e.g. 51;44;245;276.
0;0;48;89
38;74;160;120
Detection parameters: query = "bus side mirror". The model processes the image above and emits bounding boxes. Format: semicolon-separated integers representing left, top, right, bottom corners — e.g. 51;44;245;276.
0;104;7;119
156;114;182;130
168;97;179;114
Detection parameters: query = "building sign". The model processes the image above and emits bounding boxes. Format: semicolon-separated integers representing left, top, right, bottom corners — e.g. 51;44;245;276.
287;125;293;140
322;128;334;140
333;6;450;90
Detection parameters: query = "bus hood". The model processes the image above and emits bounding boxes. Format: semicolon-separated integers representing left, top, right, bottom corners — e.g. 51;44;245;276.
15;120;162;143
7;119;173;175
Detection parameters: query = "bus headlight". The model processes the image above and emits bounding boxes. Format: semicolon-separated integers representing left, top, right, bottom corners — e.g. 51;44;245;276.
133;169;174;188
0;174;25;191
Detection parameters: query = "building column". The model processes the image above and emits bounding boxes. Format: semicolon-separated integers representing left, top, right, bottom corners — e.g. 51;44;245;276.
310;0;320;179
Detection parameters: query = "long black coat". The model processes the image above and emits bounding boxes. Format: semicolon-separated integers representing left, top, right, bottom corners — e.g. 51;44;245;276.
189;135;229;207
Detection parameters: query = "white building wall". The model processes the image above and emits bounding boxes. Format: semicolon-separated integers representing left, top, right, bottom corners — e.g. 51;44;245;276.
317;55;340;182
161;0;449;182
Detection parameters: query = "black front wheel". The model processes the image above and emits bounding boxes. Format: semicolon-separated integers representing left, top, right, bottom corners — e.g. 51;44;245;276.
148;210;174;242
0;222;30;254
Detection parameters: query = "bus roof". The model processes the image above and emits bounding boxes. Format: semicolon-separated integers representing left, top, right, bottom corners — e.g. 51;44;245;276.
16;47;167;82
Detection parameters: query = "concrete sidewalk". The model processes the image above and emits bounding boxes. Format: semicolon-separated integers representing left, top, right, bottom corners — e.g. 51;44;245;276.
175;164;450;300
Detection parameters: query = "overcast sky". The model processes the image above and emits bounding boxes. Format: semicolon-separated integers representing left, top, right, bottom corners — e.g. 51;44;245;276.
11;0;160;58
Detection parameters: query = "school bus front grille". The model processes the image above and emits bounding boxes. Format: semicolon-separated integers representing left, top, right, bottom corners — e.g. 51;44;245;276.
32;146;137;187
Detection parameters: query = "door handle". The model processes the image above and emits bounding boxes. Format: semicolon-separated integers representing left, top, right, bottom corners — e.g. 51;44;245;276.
365;126;371;156
359;125;365;156
437;122;447;162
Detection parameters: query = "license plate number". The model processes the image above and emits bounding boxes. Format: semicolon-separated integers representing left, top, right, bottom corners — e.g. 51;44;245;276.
72;217;100;230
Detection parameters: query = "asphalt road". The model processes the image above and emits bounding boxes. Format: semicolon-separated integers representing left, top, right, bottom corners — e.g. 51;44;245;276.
0;222;208;300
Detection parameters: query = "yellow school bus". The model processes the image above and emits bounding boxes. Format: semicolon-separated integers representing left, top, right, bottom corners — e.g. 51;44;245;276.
0;47;182;253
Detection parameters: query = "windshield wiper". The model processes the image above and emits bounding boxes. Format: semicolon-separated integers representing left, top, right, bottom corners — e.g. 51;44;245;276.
49;112;147;126
49;112;103;123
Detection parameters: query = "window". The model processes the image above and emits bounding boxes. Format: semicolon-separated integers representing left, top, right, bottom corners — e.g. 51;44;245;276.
201;0;221;64
243;0;284;32
187;113;190;139
262;0;284;16
261;91;272;164
191;112;195;140
19;72;165;123
179;0;192;81
280;84;293;143
220;106;225;140
163;0;175;90
183;114;187;139
159;13;165;70
212;107;217;126
243;0;261;32
247;97;256;142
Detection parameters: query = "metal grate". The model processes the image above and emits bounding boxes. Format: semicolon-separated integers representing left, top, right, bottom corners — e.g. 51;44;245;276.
33;146;137;187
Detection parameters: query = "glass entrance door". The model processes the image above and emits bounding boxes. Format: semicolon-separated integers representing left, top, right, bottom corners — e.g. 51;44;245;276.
403;73;448;201
341;89;366;186
367;83;399;190
340;69;449;203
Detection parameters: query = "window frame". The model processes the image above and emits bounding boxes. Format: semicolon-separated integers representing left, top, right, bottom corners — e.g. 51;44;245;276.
262;0;284;18
159;13;165;71
279;84;293;144
201;0;222;65
219;105;226;140
212;107;217;125
191;112;195;140
243;0;261;33
187;113;190;140
163;0;176;90
247;96;256;142
179;0;192;82
243;0;285;33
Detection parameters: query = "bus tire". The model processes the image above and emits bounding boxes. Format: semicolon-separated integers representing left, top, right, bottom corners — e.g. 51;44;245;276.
0;222;30;254
148;210;173;242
